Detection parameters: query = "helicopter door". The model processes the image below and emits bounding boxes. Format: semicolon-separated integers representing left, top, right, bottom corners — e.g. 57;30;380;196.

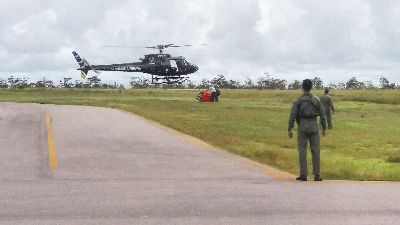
169;59;179;72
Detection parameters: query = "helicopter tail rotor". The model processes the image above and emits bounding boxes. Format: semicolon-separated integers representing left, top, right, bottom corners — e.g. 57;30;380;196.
72;51;100;79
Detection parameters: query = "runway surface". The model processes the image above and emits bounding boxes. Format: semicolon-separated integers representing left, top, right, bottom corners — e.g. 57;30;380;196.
0;103;399;225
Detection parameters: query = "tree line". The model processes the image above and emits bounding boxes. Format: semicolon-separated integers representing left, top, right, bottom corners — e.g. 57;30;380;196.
0;76;123;89
131;74;399;90
0;74;398;90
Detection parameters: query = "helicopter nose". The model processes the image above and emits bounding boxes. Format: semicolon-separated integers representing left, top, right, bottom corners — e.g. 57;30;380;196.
192;64;198;72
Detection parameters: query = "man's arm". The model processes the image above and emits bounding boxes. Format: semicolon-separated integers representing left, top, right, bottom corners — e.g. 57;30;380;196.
318;99;327;131
330;96;335;112
288;101;298;135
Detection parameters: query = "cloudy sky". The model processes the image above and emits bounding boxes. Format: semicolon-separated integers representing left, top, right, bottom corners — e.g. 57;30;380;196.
1;0;400;86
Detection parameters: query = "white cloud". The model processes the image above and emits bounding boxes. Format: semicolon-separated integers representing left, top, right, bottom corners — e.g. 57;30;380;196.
1;0;400;85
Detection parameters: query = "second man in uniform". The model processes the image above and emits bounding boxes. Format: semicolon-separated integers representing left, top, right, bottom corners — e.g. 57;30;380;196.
319;88;335;129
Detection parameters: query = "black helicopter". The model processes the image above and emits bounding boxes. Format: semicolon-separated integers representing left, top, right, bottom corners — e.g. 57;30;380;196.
72;44;202;84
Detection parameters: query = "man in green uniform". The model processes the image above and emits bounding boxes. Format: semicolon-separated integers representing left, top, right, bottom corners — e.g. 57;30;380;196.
319;88;335;129
288;79;327;181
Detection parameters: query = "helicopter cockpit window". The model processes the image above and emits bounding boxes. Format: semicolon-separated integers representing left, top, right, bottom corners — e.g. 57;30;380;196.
170;59;178;71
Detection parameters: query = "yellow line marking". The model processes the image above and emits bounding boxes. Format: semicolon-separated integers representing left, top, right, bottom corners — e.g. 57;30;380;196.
45;112;58;168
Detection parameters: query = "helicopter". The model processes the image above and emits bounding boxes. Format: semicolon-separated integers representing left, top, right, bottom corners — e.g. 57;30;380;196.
72;44;203;84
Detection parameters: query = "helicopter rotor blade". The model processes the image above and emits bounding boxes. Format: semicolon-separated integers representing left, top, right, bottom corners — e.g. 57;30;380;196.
104;45;150;49
104;43;207;50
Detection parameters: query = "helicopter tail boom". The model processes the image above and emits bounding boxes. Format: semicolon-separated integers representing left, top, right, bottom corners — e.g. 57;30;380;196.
72;51;100;79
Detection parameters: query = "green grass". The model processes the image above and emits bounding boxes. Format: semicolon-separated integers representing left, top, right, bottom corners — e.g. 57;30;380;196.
1;88;400;181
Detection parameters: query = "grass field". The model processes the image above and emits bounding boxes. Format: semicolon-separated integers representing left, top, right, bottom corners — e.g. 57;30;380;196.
1;88;399;181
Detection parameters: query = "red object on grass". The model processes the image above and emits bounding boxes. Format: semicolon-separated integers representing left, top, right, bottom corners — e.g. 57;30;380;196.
196;90;211;102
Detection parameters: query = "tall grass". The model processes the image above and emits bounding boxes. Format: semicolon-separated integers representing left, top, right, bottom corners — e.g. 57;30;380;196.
1;88;400;181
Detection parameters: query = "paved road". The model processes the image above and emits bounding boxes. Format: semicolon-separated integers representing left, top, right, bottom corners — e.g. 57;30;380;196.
0;103;399;225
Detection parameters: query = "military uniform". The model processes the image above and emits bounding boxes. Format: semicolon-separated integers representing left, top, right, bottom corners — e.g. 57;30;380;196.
288;92;327;177
319;93;335;129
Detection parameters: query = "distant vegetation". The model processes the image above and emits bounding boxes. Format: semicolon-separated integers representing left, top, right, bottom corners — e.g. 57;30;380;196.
0;88;399;181
0;74;398;90
0;76;123;89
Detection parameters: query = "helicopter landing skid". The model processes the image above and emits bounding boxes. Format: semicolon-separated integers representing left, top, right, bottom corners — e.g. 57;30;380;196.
151;75;189;84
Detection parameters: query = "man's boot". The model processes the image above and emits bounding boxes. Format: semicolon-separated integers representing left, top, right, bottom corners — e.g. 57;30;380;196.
296;175;307;181
314;175;322;181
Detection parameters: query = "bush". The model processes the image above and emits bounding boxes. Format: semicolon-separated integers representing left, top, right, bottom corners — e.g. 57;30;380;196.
387;154;400;163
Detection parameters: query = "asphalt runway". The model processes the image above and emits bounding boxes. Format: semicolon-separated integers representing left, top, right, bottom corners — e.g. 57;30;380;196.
0;103;399;225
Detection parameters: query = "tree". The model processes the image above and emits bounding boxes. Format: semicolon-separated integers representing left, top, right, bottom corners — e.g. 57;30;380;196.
288;80;302;90
364;80;375;89
74;80;84;88
257;73;287;89
8;76;17;88
130;77;150;88
211;75;229;88
227;79;240;89
62;77;73;88
311;77;323;89
87;76;101;88
7;76;29;89
40;77;56;88
337;82;346;89
198;79;211;89
243;77;254;89
346;77;365;89
0;78;7;88
379;77;396;89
